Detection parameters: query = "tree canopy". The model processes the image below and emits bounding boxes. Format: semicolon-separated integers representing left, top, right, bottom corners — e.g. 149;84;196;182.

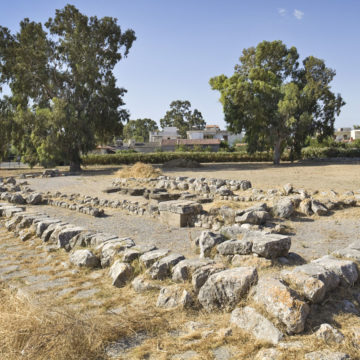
123;118;158;142
0;5;136;170
160;100;206;138
210;40;345;164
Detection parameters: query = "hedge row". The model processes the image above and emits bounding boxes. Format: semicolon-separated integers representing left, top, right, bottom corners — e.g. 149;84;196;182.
82;147;360;166
82;151;279;165
301;147;360;159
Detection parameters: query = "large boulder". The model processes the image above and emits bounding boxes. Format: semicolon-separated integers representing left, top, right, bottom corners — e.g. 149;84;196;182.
252;276;310;334
216;239;252;256
10;193;26;205
230;306;283;345
57;227;84;248
198;231;226;258
198;267;258;311
272;198;294;218
244;232;291;258
156;285;192;309
147;253;185;280
312;255;358;286
191;263;226;291
235;210;271;225
109;261;133;287
281;263;339;303
139;249;170;268
172;258;214;282
69;250;100;268
26;192;43;205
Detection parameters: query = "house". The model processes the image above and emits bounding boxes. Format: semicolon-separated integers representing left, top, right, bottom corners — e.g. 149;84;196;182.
186;125;244;145
350;129;360;140
161;139;221;152
149;127;181;142
334;128;352;142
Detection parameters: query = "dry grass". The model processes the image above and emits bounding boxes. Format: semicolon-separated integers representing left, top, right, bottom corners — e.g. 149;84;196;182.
115;162;162;179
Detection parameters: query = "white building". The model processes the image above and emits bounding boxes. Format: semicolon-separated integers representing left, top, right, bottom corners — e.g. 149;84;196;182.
334;127;352;142
149;127;181;142
186;125;244;146
351;129;360;140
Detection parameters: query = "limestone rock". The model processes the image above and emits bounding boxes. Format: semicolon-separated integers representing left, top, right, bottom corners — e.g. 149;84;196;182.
283;183;293;195
252;276;310;334
109;261;133;287
299;198;313;215
235;210;270;225
139;249;170;268
198;231;226;258
26;192;43;205
148;253;185;280
281;263;340;303
230;306;283;344
305;350;350;360
70;250;100;268
311;200;328;216
172;258;214;282
57;227;84;248
315;323;345;343
216;239;253;255
272;198;294;218
244;232;291;258
312;255;358;286
198;267;258;311
255;348;282;360
156;285;192;309
10;193;26;205
191;263;227;292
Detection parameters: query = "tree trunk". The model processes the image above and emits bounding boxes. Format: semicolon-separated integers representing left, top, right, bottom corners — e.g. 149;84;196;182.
273;140;282;165
69;160;81;173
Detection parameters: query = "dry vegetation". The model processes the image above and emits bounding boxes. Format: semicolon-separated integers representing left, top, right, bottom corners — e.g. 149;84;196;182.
115;162;162;179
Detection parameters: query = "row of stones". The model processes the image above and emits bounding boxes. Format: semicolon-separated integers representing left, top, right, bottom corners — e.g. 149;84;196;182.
2;201;360;345
0;204;357;360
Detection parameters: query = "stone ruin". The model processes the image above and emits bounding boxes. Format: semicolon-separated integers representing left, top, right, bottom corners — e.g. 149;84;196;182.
1;174;360;359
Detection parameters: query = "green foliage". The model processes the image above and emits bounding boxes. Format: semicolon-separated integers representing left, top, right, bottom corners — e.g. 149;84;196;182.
115;149;137;154
160;100;206;138
123;118;158;142
0;98;13;160
0;5;136;171
354;125;360;129
210;40;345;164
83;151;280;165
301;146;360;159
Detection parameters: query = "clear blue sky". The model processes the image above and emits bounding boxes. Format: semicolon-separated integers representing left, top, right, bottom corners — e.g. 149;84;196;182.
1;0;359;129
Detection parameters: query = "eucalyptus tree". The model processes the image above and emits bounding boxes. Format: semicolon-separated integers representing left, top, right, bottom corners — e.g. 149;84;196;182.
123;118;158;142
160;100;206;138
210;40;344;164
0;5;136;170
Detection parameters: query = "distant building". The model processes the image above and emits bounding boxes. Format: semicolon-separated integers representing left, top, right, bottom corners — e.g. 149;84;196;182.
149;127;181;142
186;125;244;145
334;127;352;142
350;129;360;140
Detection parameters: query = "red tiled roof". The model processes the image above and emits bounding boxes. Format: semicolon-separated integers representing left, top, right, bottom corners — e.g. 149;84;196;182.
161;139;221;146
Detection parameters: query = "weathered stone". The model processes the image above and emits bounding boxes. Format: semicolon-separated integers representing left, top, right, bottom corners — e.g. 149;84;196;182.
36;219;61;236
69;250;100;268
315;323;345;343
219;206;236;224
198;231;226;258
131;275;161;292
244;232;291;258
158;200;202;214
148;253;185;279
272;198;294;218
235;210;271;225
299;198;313;215
281;263;340;303
122;248;141;262
26;192;43;205
156;285;192;309
312;255;358;286
230;306;283;344
99;237;135;267
231;254;273;269
311;200;328;216
10;193;26;204
172;258;214;282
191;263;226;291
109;261;133;287
138;249;170;268
198;267;258;311
252;276;310;334
255;348;281;360
57;227;84;248
283;183;293;195
304;350;350;360
332;248;360;262
216;239;252;255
